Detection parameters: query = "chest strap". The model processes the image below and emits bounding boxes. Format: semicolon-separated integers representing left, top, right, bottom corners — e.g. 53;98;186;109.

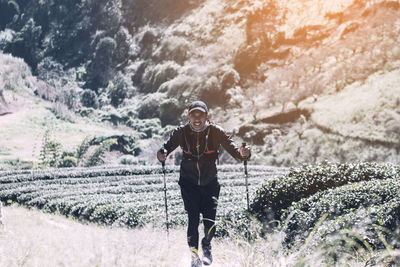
183;126;213;158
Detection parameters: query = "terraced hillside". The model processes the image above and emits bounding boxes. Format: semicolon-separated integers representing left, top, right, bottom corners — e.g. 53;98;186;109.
0;165;287;232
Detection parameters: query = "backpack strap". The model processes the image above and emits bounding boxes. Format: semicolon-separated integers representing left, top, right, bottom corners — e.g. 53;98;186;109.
182;124;213;158
182;124;191;154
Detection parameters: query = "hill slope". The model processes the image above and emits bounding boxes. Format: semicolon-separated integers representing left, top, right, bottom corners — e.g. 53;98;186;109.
0;0;399;167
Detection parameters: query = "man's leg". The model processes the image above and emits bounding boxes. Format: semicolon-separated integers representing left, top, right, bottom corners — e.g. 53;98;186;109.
202;204;217;244
187;209;200;250
200;184;220;265
201;184;220;243
180;182;202;251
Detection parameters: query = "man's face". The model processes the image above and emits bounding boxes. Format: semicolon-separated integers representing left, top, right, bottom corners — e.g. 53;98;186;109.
188;110;209;131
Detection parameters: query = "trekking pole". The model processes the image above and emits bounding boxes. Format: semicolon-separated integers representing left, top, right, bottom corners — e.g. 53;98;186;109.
242;143;250;211
161;160;170;234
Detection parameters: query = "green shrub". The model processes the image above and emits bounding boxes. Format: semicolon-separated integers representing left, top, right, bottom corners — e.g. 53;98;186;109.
250;162;400;222
5;18;42;67
94;37;117;67
90;135;141;156
87;37;117;89
90;204;123;225
160;75;197;99
305;197;400;252
197;76;225;107
39;129;62;168
81;89;99;109
36;57;64;84
141;61;180;93
282;178;400;244
153;36;191;64
136;93;165;119
85;139;117;167
127;118;161;139
221;69;240;90
159;98;182;127
78;107;95;117
107;72;133;107
49;102;76;123
100;107;123;126
113;26;133;64
131;60;148;86
119;155;146;165
59;156;78;168
76;136;92;163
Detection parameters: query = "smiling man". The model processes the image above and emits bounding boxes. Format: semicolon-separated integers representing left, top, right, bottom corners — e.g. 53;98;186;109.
157;100;251;267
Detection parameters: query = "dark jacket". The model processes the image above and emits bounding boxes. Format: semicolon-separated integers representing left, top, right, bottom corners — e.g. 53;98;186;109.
162;123;249;186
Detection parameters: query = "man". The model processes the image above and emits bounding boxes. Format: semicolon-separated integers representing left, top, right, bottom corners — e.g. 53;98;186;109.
157;100;251;267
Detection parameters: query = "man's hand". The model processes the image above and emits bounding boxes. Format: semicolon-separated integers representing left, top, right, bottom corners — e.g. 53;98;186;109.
157;148;167;162
240;145;251;159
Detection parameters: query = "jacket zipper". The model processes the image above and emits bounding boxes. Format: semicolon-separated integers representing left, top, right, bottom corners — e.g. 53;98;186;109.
197;161;201;185
196;132;201;185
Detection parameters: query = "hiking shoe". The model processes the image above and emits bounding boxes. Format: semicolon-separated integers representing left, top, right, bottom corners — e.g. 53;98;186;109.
191;250;202;267
201;238;213;265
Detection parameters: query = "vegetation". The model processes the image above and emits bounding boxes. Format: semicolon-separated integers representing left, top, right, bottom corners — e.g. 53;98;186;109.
1;1;400;265
1;162;400;265
251;162;400;221
250;162;400;258
0;165;285;232
1;0;399;167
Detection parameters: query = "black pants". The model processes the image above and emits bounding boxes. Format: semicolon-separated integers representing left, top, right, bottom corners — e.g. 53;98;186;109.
179;180;221;250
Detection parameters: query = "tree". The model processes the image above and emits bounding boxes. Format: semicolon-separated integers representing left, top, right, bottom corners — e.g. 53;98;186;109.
5;18;42;68
87;37;117;90
39;129;62;168
107;72;129;107
81;89;99;109
113;26;133;65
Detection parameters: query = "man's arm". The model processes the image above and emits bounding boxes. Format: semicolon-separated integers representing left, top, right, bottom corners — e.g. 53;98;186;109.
157;126;183;162
216;125;250;161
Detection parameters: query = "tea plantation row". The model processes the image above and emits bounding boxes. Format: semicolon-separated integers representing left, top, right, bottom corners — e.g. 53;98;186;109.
1;162;399;251
251;162;400;251
0;165;286;233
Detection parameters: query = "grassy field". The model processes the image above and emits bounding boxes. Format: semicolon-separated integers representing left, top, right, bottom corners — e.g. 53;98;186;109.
1;163;399;266
1;202;399;266
0;205;297;267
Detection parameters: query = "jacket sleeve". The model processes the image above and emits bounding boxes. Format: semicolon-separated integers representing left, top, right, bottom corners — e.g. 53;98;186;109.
161;126;182;156
216;125;249;161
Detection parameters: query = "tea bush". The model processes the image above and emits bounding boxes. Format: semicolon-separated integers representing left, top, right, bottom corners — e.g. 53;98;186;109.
282;177;400;244
0;165;285;231
250;162;400;221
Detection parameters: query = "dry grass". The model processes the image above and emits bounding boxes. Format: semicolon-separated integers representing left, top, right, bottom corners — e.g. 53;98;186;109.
1;204;400;266
0;205;189;267
0;205;309;267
